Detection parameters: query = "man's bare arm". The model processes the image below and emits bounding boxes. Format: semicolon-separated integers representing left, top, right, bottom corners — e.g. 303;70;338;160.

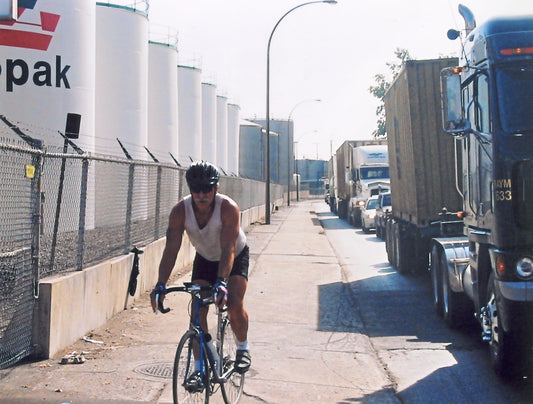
218;198;240;280
158;202;185;285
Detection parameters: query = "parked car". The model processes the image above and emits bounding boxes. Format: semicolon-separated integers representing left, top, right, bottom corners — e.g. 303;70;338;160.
375;192;392;239
361;195;379;233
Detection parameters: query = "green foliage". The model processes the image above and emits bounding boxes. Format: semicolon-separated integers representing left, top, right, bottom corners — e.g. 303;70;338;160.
369;48;413;138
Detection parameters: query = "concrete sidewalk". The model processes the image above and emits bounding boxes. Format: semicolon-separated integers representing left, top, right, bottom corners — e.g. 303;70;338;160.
0;200;395;403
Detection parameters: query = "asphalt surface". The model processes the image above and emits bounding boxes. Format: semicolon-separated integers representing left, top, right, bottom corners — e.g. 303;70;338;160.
0;199;399;404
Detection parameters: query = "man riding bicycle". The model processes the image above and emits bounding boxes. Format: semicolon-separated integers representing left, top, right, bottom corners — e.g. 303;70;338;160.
150;161;251;382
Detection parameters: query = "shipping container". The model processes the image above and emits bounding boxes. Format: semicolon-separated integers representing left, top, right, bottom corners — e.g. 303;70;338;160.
384;58;461;227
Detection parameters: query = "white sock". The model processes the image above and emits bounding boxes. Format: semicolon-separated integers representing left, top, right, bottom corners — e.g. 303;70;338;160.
236;339;248;351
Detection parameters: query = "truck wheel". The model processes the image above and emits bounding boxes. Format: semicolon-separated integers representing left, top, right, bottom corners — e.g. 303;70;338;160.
430;246;443;317
441;253;472;328
394;223;409;274
394;224;414;275
385;220;393;264
485;273;519;377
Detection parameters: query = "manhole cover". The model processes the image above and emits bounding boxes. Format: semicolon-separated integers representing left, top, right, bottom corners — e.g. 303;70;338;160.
134;362;174;379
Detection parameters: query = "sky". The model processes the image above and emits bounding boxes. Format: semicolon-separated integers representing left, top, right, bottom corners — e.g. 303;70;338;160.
148;0;533;160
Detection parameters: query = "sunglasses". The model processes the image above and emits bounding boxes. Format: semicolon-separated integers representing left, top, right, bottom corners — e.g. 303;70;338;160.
190;184;213;194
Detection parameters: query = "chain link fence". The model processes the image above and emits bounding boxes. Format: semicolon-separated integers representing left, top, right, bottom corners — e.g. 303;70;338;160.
0;130;281;369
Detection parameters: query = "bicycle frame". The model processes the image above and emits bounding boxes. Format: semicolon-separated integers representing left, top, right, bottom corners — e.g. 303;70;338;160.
158;283;241;399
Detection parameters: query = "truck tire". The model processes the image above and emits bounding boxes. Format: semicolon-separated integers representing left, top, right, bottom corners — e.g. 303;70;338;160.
390;221;397;266
393;223;410;274
441;252;472;328
391;223;413;275
485;273;520;377
430;245;443;316
385;220;393;264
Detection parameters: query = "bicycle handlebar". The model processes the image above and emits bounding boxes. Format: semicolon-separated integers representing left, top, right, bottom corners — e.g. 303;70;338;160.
156;283;214;314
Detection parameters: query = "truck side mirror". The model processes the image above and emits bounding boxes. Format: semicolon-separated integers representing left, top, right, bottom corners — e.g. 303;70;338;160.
440;67;471;134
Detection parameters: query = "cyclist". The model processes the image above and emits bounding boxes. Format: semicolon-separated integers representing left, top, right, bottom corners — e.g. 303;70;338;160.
150;161;251;383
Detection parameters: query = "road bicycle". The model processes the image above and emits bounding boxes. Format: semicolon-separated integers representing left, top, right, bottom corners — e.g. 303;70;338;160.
157;282;245;404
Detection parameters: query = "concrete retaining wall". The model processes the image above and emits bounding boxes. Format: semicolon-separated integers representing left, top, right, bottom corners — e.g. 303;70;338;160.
32;201;278;358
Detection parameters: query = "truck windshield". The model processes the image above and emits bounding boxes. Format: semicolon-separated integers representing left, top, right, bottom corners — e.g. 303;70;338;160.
496;62;533;134
360;166;390;180
366;198;378;209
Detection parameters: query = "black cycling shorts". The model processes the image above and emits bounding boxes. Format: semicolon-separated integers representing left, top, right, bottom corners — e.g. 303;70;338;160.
191;245;249;285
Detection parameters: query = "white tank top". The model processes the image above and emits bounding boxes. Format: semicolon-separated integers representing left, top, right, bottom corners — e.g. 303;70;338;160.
183;194;246;262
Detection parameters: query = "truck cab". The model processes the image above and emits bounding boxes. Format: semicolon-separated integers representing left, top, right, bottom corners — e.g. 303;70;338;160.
439;7;533;376
349;145;390;226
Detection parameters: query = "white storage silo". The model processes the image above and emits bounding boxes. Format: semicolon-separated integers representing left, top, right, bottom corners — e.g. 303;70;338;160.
148;41;179;163
95;3;148;160
178;65;202;164
201;82;217;164
0;0;95;151
227;103;240;175
95;3;149;227
216;95;228;171
0;0;96;234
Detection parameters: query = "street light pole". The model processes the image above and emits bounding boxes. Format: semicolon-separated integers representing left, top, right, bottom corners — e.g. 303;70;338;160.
265;0;337;224
287;98;321;207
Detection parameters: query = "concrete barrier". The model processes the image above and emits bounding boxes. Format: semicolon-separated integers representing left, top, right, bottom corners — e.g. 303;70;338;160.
33;205;265;358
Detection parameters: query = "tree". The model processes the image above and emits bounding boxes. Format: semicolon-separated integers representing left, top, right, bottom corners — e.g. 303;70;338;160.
368;48;412;138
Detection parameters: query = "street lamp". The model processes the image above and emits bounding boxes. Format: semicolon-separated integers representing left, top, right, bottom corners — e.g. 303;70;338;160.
265;0;337;224
287;98;321;206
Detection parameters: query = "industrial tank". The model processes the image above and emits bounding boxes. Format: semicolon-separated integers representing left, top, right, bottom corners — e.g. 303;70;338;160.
216;95;228;171
178;65;202;164
252;119;290;185
95;3;148;160
0;0;96;234
0;0;95;151
227;103;240;175
95;3;149;226
148;41;179;163
239;119;266;181
201;82;217;164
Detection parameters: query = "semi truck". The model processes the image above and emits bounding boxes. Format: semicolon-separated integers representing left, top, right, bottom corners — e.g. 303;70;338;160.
349;144;390;226
330;140;389;225
384;5;533;377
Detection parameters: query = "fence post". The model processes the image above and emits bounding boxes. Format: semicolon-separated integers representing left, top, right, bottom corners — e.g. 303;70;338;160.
76;158;89;271
30;151;43;297
154;166;162;240
124;163;134;251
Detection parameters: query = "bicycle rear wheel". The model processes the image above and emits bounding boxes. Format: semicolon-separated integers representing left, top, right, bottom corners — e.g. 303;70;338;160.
219;317;244;404
173;330;210;404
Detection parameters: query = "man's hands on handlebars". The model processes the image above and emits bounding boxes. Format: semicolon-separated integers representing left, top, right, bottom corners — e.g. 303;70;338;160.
213;278;228;309
150;280;227;313
150;281;166;313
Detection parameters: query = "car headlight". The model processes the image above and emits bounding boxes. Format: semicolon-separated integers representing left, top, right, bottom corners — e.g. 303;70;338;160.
516;257;533;279
369;214;375;219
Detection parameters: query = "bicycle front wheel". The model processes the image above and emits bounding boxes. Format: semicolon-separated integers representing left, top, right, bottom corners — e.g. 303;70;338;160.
220;317;244;404
173;330;210;404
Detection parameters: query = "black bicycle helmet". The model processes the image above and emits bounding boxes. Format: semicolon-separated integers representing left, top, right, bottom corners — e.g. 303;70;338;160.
185;161;220;189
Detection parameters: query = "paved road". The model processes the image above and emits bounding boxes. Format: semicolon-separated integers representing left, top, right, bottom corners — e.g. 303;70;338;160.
320;208;533;404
